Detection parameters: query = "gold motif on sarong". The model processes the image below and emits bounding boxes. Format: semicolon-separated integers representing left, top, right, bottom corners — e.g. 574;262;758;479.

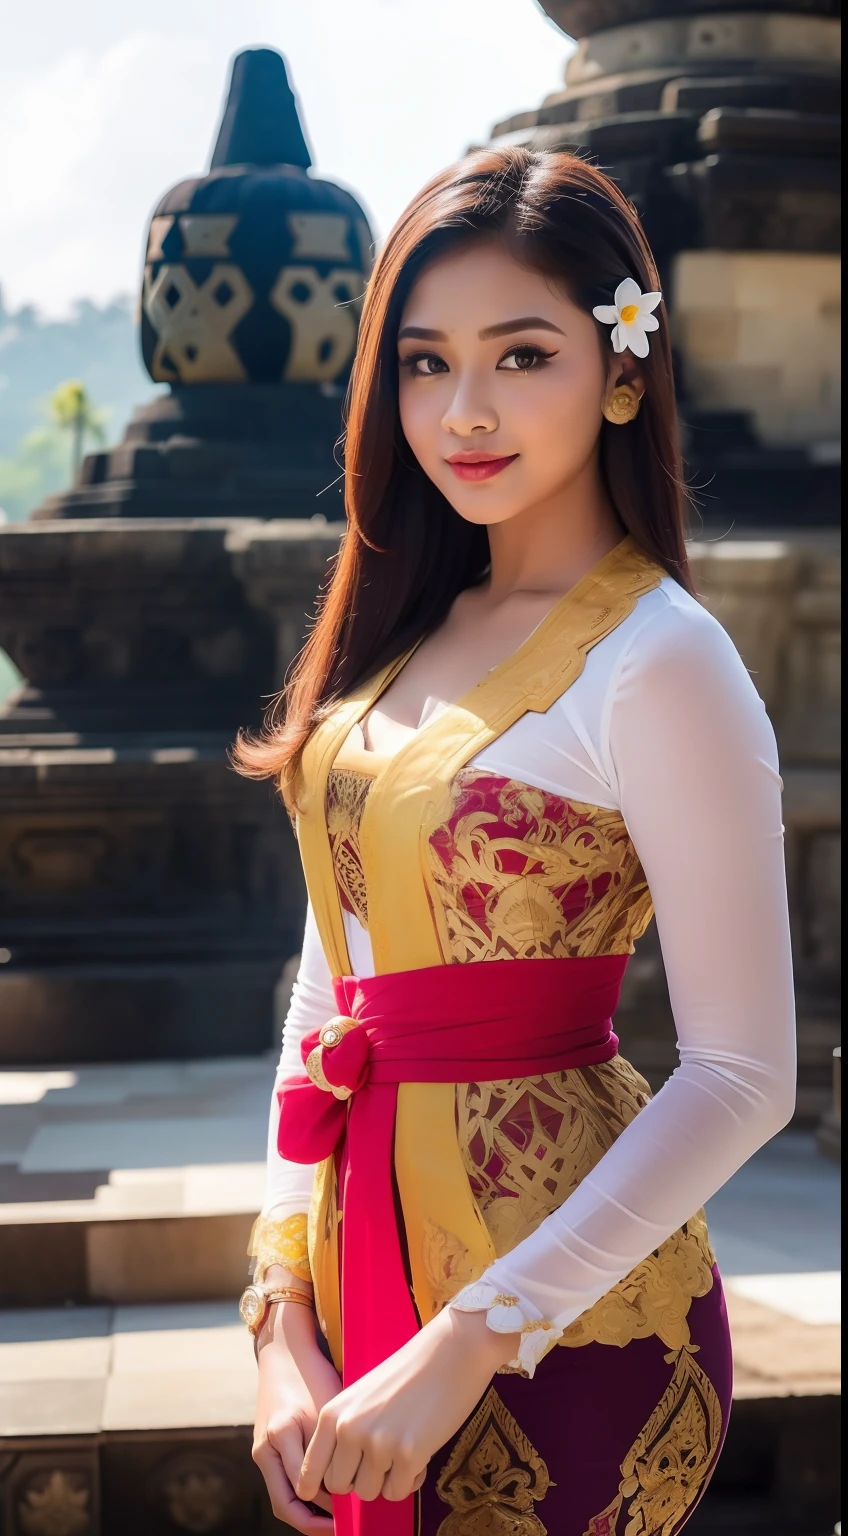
422;1219;479;1309
561;1211;715;1354
583;1347;723;1536
326;767;374;928
436;1386;551;1535
459;1057;715;1354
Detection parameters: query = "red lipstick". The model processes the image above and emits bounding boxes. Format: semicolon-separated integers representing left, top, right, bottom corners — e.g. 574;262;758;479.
446;451;519;482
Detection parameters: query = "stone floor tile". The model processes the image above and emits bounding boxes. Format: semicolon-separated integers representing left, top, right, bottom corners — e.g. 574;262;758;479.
0;1332;111;1381
0;1307;112;1344
0;1070;78;1106
726;1270;841;1326
725;1292;841;1396
0;1166;109;1204
185;1055;274;1079
93;1173;186;1216
0;1103;39;1160
183;1162;265;1214
111;1321;247;1375
0;1377;106;1435
21;1115;264;1174
113;1301;239;1332
706;1131;841;1276
101;1365;256;1431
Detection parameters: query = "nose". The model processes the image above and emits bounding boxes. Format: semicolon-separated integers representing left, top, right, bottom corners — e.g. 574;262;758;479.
440;369;499;438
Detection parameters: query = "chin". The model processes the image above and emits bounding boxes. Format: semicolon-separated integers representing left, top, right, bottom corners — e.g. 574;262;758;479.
450;497;527;528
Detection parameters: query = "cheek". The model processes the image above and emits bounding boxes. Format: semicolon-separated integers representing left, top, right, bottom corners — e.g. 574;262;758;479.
509;366;603;455
398;381;439;461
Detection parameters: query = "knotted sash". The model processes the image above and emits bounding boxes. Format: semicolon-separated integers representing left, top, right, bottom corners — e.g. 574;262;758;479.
277;953;627;1536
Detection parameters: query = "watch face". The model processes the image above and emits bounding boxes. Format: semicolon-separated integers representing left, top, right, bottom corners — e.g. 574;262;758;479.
239;1286;265;1331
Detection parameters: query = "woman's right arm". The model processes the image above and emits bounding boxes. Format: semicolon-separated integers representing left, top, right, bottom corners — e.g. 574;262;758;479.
252;901;342;1533
253;901;338;1279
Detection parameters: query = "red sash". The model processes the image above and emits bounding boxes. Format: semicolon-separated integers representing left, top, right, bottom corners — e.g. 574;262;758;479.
277;953;627;1536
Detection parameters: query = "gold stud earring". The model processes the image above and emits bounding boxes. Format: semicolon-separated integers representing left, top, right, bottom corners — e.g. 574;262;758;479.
602;386;642;425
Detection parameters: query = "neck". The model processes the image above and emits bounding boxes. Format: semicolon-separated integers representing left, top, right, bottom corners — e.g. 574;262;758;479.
485;454;623;604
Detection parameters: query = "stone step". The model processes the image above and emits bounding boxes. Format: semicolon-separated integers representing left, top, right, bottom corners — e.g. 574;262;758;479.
0;1283;839;1536
1;1062;841;1306
0;1058;272;1307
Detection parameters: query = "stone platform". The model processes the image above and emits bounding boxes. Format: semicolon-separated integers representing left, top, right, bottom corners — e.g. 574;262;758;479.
0;1059;840;1533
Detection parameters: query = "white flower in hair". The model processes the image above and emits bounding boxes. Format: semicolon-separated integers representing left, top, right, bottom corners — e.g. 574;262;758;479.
593;278;662;359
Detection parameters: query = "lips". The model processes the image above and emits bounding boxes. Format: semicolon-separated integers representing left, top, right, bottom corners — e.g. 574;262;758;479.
446;453;519;482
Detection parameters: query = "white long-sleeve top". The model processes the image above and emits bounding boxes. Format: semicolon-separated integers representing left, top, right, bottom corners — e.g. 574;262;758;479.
263;576;797;1372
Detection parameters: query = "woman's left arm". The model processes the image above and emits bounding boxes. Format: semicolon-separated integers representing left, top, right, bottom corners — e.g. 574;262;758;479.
449;598;797;1362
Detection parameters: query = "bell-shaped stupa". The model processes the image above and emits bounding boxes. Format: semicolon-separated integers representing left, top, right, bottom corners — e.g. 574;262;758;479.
35;47;373;519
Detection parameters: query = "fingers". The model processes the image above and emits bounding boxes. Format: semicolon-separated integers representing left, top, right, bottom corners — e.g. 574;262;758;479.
297;1407;339;1502
349;1432;393;1502
268;1418;311;1495
381;1445;426;1503
252;1443;334;1533
299;1408;429;1506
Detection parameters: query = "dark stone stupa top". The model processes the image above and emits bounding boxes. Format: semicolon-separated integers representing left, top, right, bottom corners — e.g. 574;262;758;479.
33;46;373;519
210;47;311;170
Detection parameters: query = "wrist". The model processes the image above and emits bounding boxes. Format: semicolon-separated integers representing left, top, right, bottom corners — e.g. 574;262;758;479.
255;1294;318;1358
260;1262;313;1295
443;1304;521;1370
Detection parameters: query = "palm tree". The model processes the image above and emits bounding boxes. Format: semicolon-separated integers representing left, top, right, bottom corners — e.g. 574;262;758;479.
49;380;107;485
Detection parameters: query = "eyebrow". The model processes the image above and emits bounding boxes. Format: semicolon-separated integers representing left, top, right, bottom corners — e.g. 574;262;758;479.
397;316;565;343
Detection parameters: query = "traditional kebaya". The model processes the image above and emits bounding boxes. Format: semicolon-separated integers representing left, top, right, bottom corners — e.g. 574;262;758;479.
237;148;796;1536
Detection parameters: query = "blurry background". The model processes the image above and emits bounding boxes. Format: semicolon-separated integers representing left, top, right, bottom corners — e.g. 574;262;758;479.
0;2;840;1533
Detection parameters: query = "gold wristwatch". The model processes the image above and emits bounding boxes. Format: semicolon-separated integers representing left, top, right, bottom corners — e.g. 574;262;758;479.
239;1283;313;1336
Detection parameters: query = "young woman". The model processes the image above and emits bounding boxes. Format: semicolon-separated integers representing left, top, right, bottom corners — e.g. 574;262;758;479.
236;148;796;1536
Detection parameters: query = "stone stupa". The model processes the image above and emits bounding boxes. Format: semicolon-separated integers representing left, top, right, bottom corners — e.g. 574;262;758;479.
0;49;370;1061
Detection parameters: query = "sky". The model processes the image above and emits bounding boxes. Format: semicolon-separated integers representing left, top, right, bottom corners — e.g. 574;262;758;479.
0;0;573;318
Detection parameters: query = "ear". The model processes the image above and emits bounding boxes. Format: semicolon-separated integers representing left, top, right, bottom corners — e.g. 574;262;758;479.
605;349;645;401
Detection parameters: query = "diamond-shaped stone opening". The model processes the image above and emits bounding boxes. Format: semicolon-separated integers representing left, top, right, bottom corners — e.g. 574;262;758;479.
333;282;353;304
213;281;235;306
165;283;181;309
290;281;312;305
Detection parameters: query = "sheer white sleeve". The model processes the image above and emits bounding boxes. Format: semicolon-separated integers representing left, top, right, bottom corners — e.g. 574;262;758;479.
261;899;337;1221
451;596;797;1375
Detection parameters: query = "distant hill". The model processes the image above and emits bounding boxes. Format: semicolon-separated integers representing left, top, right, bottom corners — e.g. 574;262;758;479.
0;287;163;522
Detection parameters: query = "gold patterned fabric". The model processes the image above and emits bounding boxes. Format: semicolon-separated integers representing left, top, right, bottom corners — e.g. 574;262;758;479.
426;772;654;963
435;1386;551;1535
326;767;373;928
249;1211;311;1283
583;1347;724;1536
323;765;715;1353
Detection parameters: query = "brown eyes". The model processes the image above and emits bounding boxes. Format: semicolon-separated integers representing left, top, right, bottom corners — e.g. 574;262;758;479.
398;344;556;378
399;353;448;377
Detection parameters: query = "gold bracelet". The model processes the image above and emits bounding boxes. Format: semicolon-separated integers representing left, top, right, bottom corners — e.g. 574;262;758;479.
266;1287;314;1308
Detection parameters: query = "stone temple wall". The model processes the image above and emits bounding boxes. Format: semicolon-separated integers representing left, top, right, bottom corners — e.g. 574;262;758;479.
0;518;838;1116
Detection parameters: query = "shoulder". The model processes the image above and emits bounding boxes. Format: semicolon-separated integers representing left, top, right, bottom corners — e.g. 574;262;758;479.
616;576;761;702
607;575;779;775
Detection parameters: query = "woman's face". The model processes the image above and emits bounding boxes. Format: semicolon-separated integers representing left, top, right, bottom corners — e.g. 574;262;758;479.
397;241;630;528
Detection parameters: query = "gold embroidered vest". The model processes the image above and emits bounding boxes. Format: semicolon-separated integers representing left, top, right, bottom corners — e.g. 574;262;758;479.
292;538;715;1368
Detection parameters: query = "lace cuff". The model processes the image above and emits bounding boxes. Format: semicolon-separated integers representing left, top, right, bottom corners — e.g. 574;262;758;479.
449;1281;562;1379
249;1212;311;1284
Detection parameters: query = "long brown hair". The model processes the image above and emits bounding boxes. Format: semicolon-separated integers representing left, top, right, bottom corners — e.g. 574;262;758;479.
234;147;692;796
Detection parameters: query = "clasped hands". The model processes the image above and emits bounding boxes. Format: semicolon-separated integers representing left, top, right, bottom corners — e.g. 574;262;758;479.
254;1299;519;1532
